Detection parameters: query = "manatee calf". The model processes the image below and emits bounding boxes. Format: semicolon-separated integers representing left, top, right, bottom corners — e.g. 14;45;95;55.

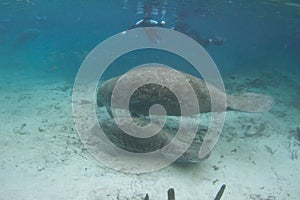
99;116;207;164
97;66;273;116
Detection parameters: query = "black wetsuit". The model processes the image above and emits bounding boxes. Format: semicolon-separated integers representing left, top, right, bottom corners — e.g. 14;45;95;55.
173;21;213;47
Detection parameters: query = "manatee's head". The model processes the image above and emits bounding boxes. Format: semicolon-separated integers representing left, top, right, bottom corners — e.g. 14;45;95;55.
97;77;119;107
171;127;209;165
176;141;210;164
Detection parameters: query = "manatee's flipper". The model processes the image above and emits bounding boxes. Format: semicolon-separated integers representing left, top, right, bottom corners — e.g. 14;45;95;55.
106;106;113;118
227;92;274;112
96;89;104;107
97;98;104;107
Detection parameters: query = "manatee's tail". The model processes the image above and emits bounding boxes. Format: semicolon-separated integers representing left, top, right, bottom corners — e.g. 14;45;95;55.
227;92;274;112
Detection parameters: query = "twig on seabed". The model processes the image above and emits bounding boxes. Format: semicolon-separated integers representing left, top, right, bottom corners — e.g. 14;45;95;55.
142;185;226;200
214;184;226;200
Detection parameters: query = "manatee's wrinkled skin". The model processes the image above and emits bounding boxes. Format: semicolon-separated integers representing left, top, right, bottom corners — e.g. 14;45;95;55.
99;116;208;163
98;66;273;116
97;66;226;116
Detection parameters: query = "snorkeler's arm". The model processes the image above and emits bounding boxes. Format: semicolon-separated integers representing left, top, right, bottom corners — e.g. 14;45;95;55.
198;38;212;47
210;36;223;45
173;20;223;47
197;37;223;47
194;35;223;47
184;30;212;47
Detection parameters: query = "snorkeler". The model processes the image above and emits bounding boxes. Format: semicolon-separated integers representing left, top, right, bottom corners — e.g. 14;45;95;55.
127;1;166;30
127;0;223;47
128;18;223;47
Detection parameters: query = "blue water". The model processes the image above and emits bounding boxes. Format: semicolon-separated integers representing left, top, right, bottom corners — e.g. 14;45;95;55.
1;0;299;82
1;1;300;199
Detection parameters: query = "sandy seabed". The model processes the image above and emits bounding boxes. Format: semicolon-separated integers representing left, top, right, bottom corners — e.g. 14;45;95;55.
0;68;299;200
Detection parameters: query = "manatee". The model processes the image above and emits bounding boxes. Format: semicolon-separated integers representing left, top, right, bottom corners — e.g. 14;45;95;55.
97;66;273;116
99;116;207;164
